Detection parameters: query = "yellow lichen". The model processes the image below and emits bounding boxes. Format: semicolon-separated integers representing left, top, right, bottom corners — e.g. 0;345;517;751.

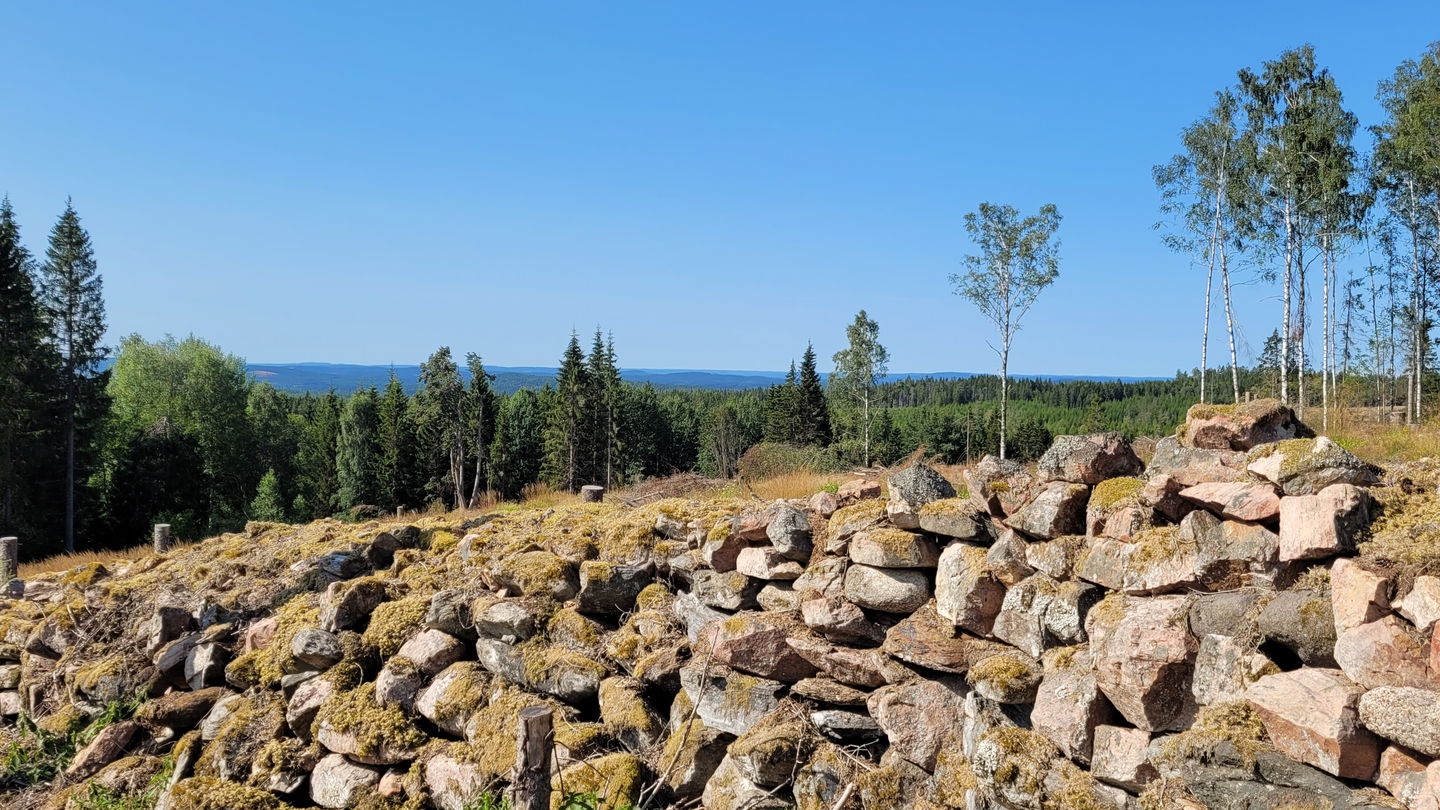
314;683;428;758
1157;701;1269;767
362;596;429;657
1089;477;1144;511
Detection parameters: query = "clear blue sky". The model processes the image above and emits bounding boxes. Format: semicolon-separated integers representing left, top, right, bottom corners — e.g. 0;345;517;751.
4;2;1437;377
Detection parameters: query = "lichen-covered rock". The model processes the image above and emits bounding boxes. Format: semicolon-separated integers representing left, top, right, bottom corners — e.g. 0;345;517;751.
1258;589;1338;667
64;720;139;779
886;461;957;529
424;748;490;810
848;527;940;568
1146;435;1248;486
1358;686;1440;758
374;658;426;713
1086;594;1196;732
137;687;229;733
1248;436;1380;496
918;498;985;540
1006;482;1089;540
970;727;1063;809
679;660;786;736
313;683;428;765
290;628;343;670
691;569;764;611
1191;633;1273;707
966;650;1042;704
766;504;814;561
756;582;802;611
1179;399;1307;450
493;550;578;600
843;564;930;613
598;676;662;750
867;678;966;770
658;719;732;799
793;743;857;810
1037;432;1144;485
319;577;387;633
1278;483;1372;561
788;636;904;688
791;676;869;706
965;454;1039;518
701;755;789;810
935;541;1005;635
1030;647;1113;764
1091;724;1158;790
1246;668;1379;778
309;752;381;809
985;527;1035;586
577;561;651;615
472;597;540;642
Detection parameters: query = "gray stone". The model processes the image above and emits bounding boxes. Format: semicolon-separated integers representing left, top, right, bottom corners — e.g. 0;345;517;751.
291;628;344;670
887;461;957;529
680;661;786;737
577;561;652;615
843;564;931;613
1358;686;1440;758
766;504;814;561
1006;482;1089;540
1037;432;1144;485
310;753;382;809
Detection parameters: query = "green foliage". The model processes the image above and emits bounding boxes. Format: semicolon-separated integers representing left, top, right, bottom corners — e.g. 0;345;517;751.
250;468;287;522
0;694;144;791
336;385;381;511
70;756;172;810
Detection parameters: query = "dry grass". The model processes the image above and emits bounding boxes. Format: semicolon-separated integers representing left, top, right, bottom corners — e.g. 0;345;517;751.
1328;421;1440;466
19;539;199;579
743;469;851;501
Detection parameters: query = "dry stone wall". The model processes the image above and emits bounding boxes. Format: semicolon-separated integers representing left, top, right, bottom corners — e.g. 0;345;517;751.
3;400;1438;809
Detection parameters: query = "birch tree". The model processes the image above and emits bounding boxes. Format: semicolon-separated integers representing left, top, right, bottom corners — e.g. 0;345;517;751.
831;310;890;467
951;203;1061;460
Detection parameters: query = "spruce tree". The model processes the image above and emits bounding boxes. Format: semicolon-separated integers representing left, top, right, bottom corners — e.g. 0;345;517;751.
293;391;341;519
0;198;54;540
377;371;417;512
336;386;381;510
465;354;498;505
544;333;589;492
763;362;800;443
795;343;832;446
492;389;544;499
585;331;623;488
418;348;466;508
250;468;287;522
39;200;107;553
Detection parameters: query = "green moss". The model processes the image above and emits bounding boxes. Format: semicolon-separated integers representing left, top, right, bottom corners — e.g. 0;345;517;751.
166;777;296;810
918;498;975;517
827;500;885;534
634;583;672;611
1128;526;1195;566
314;683;428;759
1157;701;1269;767
967;653;1036;692
362;596;429;657
1089;477;1144;511
983;728;1058;795
549;753;644;810
432;663;491;726
60;563;109;588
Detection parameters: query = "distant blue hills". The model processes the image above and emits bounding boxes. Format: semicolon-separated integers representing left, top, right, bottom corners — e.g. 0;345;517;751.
245;362;1167;395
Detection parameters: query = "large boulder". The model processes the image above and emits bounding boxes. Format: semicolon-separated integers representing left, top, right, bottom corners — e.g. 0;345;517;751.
1029;647;1114;765
1146;435;1248;486
1330;558;1392;636
1358;686;1440;758
766;504;814;561
1247;437;1381;496
1278;483;1372;562
1246;668;1379;779
698;612;818;682
935;542;1005;635
1037;432;1144;485
848;528;940;568
843;564;931;613
964;455;1039;517
1334;615;1434;690
310;753;382;809
800;594;884;646
886;461;957;529
679;661;786;737
883;602;1012;674
1178;399;1307;450
866;678;967;770
1258;589;1337;667
1086;594;1196;732
1178;481;1281;522
1006;483;1089;540
577;561;651;615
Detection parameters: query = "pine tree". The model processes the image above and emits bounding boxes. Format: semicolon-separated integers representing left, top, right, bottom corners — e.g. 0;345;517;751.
336;386;381;510
250;468;287;522
39;200;107;552
544;333;589;491
585;331;623;488
795;343;832;446
0;198;55;540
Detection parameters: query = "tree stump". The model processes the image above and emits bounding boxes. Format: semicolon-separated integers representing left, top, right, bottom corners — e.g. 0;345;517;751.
0;536;16;582
580;485;605;503
153;524;173;554
508;705;554;810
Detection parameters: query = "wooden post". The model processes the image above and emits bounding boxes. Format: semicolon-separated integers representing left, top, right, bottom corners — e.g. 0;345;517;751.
508;705;554;810
580;485;604;503
0;536;16;582
153;524;173;554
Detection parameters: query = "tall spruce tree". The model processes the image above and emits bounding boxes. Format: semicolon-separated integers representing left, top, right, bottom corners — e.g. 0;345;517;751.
492;388;544;499
39;200;107;552
0;198;54;540
377;371;417;511
763;362;800;443
336;386;381;510
586;331;623;488
465;354;498;505
544;333;589;492
795;344;832;446
293;391;341;519
418;348;467;508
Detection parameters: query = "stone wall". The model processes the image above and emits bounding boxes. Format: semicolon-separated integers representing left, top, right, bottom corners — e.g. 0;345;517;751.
1;400;1435;809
